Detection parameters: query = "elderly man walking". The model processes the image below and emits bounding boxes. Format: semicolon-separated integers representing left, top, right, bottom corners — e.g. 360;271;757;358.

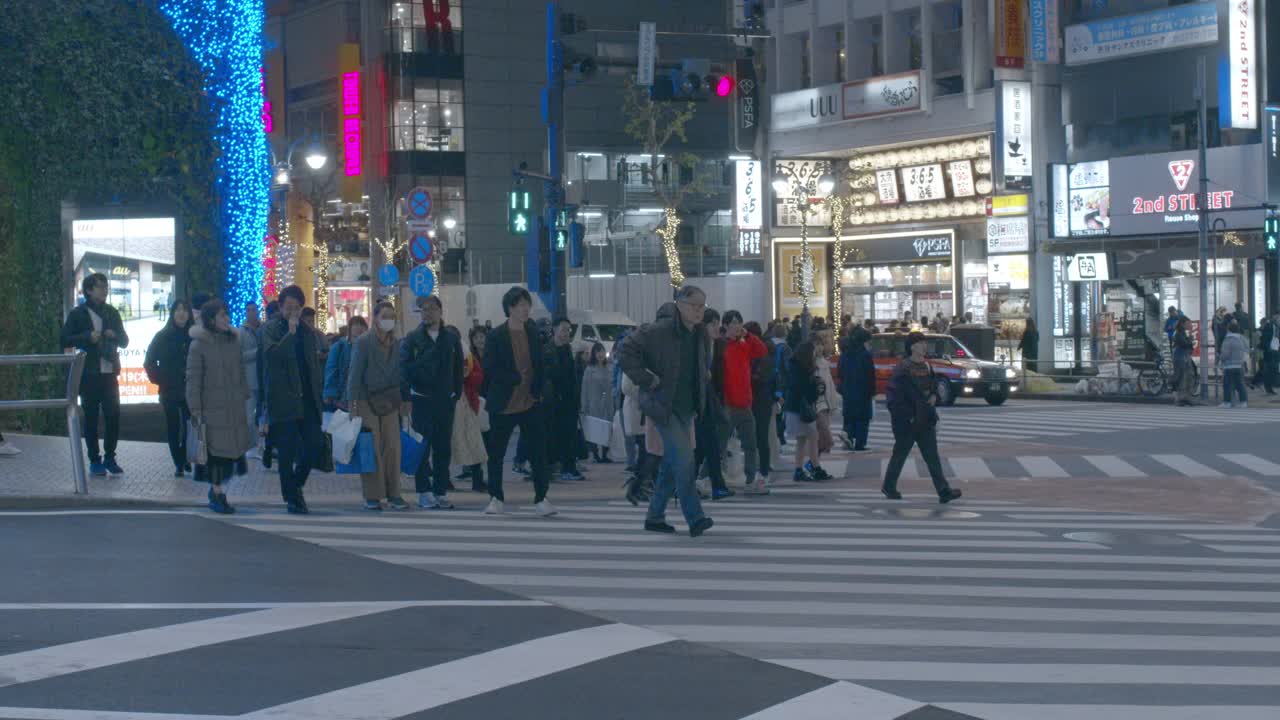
618;285;715;537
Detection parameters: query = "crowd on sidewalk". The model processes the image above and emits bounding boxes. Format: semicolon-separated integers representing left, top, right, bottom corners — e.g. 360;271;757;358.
43;273;965;535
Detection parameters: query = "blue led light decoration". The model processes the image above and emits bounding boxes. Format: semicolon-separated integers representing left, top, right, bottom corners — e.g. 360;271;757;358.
156;0;269;325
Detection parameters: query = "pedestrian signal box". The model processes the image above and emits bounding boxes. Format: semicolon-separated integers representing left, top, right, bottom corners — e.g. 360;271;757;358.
509;189;532;235
1266;215;1279;253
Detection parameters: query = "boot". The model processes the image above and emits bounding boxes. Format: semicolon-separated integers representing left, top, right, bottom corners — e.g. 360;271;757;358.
624;473;647;506
470;464;488;493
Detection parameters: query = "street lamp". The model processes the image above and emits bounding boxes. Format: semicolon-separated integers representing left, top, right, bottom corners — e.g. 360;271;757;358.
773;162;836;333
441;211;458;230
304;144;329;171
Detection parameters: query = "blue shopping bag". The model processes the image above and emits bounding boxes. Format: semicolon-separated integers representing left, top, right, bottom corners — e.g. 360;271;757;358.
335;431;376;474
400;429;426;476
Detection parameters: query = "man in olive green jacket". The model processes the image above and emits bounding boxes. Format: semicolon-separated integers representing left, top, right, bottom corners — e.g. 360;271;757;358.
260;285;326;514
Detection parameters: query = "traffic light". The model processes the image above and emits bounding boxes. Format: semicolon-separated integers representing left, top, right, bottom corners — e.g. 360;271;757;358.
1266;214;1279;253
649;59;733;102
508;188;532;235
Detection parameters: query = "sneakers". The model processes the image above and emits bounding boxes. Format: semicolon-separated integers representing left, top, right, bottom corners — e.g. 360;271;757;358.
939;488;964;504
558;472;584;483
535;500;558;517
512;461;531;475
1238;402;1249;408
1219;402;1232;408
173;468;185;478
712;487;736;500
434;495;455;510
89;462;108;477
792;467;816;483
418;493;440;509
743;480;770;496
695;477;711;497
286;502;309;515
689;516;715;538
387;496;410;511
806;463;833;481
644;520;676;533
484;498;506;515
881;487;903;500
0;441;20;457
364;500;385;512
208;488;234;514
104;459;124;476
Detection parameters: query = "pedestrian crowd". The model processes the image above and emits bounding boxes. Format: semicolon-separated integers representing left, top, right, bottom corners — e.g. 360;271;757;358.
52;274;966;533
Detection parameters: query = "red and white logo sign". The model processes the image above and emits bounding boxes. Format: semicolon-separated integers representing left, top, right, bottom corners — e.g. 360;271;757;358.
1168;160;1195;191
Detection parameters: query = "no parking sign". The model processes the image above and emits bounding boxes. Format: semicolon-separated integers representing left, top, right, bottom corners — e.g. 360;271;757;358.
408;233;433;264
406;187;432;220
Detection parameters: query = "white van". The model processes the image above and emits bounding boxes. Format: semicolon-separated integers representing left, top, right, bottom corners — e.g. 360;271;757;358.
529;308;638;355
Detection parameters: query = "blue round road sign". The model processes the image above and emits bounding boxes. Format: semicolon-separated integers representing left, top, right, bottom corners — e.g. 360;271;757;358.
378;264;400;286
407;187;433;220
409;265;435;298
409;233;433;264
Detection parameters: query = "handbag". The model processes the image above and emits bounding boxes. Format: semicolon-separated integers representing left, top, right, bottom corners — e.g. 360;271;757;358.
316;433;335;473
186;418;208;466
367;386;401;417
335;431;375;474
328;410;363;464
400;428;427;476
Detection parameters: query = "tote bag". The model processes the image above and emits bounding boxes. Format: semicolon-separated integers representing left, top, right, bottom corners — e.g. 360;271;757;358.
335;431;376;474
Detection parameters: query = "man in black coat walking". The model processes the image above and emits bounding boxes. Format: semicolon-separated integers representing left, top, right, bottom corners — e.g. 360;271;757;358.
401;295;464;509
60;273;129;476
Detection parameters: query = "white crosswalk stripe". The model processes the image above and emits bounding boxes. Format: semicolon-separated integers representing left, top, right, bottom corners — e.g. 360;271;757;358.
225;493;1280;718
835;452;1280;479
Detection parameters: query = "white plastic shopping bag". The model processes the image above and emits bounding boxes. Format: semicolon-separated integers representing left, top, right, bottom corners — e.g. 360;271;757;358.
328;409;364;464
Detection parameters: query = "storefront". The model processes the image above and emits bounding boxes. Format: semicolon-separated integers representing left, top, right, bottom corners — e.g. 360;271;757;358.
1048;145;1267;367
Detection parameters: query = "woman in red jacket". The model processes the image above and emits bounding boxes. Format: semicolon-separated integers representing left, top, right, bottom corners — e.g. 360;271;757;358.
455;326;489;492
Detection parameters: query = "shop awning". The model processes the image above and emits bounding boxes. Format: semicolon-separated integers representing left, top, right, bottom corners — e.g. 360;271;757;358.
1043;231;1264;258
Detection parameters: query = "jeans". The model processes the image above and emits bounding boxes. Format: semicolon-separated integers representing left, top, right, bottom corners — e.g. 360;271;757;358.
752;402;774;476
270;416;324;504
487;406;550;503
1223;368;1248;405
412;395;455;497
647;413;706;527
845;415;871;450
882;424;952;497
724;406;758;481
79;373;121;464
160;393;190;470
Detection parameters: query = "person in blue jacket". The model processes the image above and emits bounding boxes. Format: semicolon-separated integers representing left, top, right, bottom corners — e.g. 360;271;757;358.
323;316;368;411
838;327;876;452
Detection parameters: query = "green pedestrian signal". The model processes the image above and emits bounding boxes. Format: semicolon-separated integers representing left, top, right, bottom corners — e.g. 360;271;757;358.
1266;215;1279;253
508;189;532;235
554;228;568;251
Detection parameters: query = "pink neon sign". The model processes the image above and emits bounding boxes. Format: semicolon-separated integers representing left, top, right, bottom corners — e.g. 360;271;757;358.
260;67;274;133
341;71;361;177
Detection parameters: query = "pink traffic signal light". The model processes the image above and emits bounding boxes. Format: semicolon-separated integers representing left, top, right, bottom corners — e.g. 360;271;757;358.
714;75;735;97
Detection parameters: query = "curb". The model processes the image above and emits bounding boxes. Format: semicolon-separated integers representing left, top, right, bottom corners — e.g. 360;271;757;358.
1017;392;1175;405
0;496;183;511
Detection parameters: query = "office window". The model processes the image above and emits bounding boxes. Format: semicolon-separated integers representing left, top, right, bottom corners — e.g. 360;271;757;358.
851;17;883;80
800;33;811;88
932;0;963;95
891;9;922;73
391;78;464;151
394;176;466;239
388;0;463;54
835;29;846;83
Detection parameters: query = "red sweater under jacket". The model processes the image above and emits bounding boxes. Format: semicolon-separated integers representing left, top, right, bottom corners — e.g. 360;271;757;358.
721;333;768;409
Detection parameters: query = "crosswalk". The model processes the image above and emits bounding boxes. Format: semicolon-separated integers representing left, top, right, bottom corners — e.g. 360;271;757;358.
227;489;1280;719
847;403;1280;446
836;451;1280;480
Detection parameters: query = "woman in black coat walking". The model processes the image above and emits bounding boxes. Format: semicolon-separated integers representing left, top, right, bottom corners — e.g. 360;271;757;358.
144;300;194;476
1018;318;1039;373
838;327;875;451
881;332;962;503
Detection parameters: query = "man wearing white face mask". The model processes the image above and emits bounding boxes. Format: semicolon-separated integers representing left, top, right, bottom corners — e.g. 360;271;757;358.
348;300;410;511
401;295;464;509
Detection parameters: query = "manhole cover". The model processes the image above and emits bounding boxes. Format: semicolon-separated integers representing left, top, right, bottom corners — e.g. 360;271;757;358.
1063;531;1192;546
873;508;982;520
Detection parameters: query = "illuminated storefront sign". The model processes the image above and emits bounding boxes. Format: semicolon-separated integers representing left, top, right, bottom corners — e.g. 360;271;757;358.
1226;0;1257;129
735;160;763;230
1064;3;1218;66
338;43;362;203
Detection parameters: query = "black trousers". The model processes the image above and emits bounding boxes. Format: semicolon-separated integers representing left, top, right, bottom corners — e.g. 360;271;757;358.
79;373;121;464
160;393;190;470
752;402;773;476
694;414;727;491
882;424;952;497
551;404;579;472
486;406;550;503
270;416;324;504
412;395;455;496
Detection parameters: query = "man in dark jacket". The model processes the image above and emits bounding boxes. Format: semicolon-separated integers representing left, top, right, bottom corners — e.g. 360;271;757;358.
545;317;583;481
401;295;464;509
60;273;129;476
618;285;714;538
695;308;730;498
482;287;556;517
838;327;876;451
882;332;961;504
260;285;326;514
1259;312;1280;395
746;321;776;485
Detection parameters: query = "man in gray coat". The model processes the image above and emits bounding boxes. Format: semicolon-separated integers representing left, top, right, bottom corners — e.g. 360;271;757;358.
618;285;714;537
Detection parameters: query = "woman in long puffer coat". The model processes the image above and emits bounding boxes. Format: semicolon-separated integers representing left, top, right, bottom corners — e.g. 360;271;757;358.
186;299;255;514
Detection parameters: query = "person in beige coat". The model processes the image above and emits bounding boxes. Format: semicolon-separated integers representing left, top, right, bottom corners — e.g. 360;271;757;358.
347;300;410;511
186;299;255;514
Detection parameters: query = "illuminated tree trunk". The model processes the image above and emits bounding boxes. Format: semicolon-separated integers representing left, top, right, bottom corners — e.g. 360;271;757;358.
656;208;684;288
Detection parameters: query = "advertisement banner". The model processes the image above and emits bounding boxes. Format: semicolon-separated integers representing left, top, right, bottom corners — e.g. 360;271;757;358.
842;231;954;264
987;216;1030;254
1051;164;1070;238
1226;0;1257;129
1107;145;1264;235
338;43;362;204
996;0;1027;69
735;160;763;230
637;22;656;86
1030;0;1060;63
1000;81;1033;185
772;159;833;227
777;244;828;313
734;58;760;152
1267;106;1280;205
842;70;924;120
1064;4;1218;66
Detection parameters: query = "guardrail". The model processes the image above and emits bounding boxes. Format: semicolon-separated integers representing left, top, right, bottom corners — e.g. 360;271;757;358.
0;351;88;494
1003;356;1225;402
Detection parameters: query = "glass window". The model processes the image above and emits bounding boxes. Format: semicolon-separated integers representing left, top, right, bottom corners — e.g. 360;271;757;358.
834;29;845;83
390;78;464;152
392;176;466;245
388;1;463;54
800;33;811;88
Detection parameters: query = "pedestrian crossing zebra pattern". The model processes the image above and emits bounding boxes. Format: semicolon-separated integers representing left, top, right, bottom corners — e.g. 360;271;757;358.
838;451;1280;480
227;490;1280;720
843;403;1280;446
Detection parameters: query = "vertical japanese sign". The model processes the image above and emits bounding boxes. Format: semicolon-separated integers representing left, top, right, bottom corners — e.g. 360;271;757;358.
637;22;656;86
1228;0;1257;129
735;160;763;230
1029;0;1060;63
996;0;1027;68
339;43;362;203
1000;81;1033;188
735;58;759;153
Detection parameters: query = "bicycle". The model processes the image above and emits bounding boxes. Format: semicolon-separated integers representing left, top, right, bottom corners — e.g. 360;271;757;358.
1136;351;1171;397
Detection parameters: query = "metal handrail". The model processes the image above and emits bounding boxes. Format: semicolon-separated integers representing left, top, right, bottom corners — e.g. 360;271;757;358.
0;351;88;494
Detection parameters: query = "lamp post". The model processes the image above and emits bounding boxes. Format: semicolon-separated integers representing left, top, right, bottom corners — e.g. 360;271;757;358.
772;164;835;338
272;134;337;327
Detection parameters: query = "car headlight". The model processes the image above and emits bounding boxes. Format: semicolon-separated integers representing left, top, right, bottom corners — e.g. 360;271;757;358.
965;369;981;379
1005;368;1017;379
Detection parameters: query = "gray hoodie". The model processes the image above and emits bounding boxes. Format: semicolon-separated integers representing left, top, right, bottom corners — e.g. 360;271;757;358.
1220;332;1248;369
